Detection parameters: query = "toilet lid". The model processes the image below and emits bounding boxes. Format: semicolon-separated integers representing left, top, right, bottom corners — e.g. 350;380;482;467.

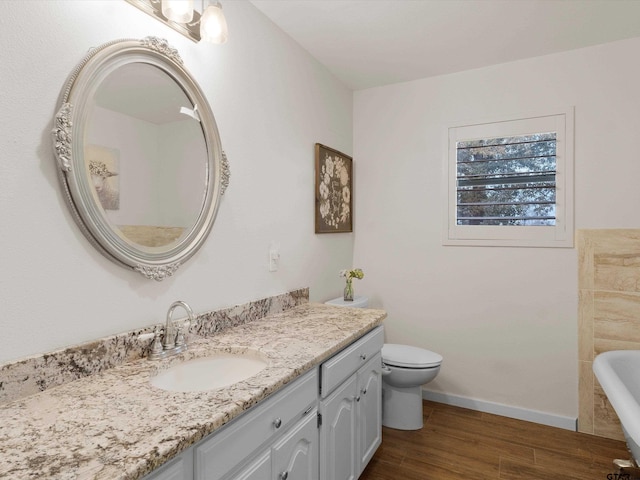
382;344;442;368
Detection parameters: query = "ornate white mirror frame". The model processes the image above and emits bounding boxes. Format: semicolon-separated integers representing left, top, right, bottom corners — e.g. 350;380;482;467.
52;37;230;280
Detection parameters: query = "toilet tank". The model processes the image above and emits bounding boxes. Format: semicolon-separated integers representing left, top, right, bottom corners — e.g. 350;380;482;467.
324;296;369;308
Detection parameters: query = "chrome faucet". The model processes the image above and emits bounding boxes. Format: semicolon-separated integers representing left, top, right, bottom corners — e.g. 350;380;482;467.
149;300;195;360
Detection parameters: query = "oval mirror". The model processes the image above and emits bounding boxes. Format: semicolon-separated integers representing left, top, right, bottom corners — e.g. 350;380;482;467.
52;37;229;280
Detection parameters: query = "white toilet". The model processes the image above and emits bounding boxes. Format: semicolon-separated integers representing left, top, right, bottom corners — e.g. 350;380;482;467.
324;295;443;431
381;343;442;430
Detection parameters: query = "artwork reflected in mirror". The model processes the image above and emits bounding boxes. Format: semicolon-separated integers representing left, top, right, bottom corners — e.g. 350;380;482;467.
86;145;120;211
84;62;207;251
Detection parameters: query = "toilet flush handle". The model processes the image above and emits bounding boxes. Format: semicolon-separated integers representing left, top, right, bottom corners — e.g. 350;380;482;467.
381;362;392;376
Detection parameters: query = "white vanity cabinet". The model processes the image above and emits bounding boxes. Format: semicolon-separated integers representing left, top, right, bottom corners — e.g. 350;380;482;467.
143;369;317;480
229;408;318;480
195;369;318;480
318;326;384;480
143;326;383;480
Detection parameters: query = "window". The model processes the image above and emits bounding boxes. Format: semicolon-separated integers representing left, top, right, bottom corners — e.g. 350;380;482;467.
443;108;574;247
456;132;557;226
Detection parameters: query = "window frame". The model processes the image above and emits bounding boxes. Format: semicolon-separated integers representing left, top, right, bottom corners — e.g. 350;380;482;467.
442;108;574;248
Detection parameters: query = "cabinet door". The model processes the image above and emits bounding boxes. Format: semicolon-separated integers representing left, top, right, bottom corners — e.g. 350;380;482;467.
357;353;382;474
319;375;358;480
229;451;271;480
272;409;319;480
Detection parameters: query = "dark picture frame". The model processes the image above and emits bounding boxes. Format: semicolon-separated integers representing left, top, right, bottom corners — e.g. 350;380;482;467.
315;143;353;233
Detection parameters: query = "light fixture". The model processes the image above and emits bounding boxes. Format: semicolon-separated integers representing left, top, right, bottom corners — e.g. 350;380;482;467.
161;0;194;24
200;1;228;44
125;0;228;44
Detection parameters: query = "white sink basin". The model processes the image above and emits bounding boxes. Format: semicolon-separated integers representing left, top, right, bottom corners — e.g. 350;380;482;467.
593;350;640;463
151;350;268;393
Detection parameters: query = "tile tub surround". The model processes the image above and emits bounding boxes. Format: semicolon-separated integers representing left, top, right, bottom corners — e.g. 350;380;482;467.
0;288;308;405
578;229;640;441
0;302;386;480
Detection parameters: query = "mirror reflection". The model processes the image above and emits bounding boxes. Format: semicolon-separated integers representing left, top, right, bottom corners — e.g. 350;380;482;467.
84;63;207;251
53;37;228;280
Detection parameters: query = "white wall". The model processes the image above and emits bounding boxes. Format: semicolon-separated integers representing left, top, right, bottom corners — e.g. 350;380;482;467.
4;0;637;425
88;106;159;226
353;37;640;420
0;1;353;364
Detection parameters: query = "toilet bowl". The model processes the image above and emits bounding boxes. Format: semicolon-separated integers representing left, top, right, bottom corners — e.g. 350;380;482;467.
324;295;443;431
381;344;442;430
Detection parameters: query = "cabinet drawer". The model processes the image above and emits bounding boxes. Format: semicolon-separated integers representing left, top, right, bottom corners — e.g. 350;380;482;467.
195;368;318;480
320;326;383;398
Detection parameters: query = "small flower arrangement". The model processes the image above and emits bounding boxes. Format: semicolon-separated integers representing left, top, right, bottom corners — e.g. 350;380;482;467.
340;268;364;301
340;268;364;281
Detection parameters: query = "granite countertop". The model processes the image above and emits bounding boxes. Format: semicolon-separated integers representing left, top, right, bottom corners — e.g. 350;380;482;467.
0;303;386;480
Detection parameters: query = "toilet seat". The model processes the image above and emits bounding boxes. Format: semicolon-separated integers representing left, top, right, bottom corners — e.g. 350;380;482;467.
382;344;442;369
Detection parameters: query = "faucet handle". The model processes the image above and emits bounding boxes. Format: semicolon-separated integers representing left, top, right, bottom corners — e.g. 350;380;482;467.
150;326;164;356
175;325;186;348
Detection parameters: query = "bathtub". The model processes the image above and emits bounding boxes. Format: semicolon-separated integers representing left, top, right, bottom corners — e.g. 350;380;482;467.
593;350;640;464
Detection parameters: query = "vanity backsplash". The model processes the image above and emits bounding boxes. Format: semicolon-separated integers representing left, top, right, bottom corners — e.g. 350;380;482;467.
0;288;309;405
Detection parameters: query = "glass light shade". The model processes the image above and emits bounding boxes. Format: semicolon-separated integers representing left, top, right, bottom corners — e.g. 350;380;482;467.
162;0;194;24
200;2;229;44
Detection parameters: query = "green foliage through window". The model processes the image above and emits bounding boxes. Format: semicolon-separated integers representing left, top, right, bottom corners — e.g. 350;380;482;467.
456;133;557;226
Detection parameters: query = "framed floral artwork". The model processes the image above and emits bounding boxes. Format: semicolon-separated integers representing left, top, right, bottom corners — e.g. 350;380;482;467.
315;143;353;233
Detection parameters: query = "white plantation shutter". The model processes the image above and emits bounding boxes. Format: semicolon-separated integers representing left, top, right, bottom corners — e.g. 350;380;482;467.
443;109;574;247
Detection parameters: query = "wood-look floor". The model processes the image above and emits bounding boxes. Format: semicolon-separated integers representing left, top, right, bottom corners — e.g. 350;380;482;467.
360;400;632;480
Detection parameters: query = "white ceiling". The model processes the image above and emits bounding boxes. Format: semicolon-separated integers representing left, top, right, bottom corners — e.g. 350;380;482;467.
250;0;640;90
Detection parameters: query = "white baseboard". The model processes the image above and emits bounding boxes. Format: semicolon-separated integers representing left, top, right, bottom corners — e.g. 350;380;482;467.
422;389;577;431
